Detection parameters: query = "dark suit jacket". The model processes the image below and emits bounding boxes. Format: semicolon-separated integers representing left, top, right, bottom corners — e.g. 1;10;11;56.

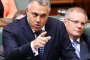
80;34;90;60
2;16;79;60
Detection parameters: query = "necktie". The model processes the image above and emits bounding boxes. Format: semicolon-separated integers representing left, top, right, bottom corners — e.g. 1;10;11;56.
72;41;80;58
35;30;44;60
39;47;44;60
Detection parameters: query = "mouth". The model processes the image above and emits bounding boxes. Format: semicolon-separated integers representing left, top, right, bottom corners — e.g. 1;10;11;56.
33;24;41;31
35;24;40;28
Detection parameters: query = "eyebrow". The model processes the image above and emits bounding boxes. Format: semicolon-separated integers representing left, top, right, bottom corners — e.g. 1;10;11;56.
32;12;47;16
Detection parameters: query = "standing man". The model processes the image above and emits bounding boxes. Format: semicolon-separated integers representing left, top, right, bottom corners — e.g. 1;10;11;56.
64;7;90;60
3;0;79;60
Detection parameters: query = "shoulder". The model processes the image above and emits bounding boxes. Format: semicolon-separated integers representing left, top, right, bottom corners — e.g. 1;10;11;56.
3;20;19;33
81;34;90;40
81;34;90;44
46;17;66;32
47;17;64;26
3;17;26;32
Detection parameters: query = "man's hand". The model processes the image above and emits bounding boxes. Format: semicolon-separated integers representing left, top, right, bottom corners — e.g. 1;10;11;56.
32;31;51;50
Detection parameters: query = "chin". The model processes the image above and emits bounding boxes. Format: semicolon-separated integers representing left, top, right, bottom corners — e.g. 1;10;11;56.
34;29;40;32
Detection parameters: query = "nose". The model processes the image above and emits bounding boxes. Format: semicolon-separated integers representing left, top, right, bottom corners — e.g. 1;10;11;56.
36;16;41;22
77;23;83;28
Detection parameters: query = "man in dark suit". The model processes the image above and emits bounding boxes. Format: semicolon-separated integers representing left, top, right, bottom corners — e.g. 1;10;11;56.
2;0;79;60
64;7;90;60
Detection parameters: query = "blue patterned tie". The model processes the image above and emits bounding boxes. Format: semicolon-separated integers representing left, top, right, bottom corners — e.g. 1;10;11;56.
35;30;44;60
72;41;80;58
39;47;44;60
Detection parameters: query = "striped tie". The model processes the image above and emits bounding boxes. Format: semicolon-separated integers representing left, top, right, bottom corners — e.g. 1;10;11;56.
72;41;80;58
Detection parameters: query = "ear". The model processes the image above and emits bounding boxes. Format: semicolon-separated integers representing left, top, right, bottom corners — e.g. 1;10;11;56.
63;18;66;24
26;8;28;14
27;12;28;15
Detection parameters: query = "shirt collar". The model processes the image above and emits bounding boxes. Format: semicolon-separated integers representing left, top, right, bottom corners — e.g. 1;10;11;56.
70;38;80;43
32;26;45;33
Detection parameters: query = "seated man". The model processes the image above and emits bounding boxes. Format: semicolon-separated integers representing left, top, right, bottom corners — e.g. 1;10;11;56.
64;7;90;60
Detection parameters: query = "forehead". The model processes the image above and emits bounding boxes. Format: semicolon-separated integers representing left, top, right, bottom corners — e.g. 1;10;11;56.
29;1;49;14
70;11;86;21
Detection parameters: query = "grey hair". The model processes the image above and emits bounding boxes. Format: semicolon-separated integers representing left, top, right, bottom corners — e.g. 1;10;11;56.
27;0;51;12
64;7;88;20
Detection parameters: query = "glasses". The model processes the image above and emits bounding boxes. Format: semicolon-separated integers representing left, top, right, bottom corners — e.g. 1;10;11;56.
67;18;86;26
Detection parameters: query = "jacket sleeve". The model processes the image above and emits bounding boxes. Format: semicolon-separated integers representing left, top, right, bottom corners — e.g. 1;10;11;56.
2;25;34;60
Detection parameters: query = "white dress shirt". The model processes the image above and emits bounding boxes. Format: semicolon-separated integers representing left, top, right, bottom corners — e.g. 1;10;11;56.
27;17;45;56
30;27;45;56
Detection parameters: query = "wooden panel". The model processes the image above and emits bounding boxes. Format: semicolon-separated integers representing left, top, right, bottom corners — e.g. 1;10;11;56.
49;0;75;16
74;0;90;12
51;0;74;4
74;0;90;19
50;4;75;15
50;8;57;15
87;20;90;23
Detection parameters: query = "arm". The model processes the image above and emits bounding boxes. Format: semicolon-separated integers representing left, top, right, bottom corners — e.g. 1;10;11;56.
2;26;34;60
4;0;17;18
7;0;17;18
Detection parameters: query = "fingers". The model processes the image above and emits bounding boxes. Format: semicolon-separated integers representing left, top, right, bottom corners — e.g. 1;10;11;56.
39;31;47;37
38;36;51;45
33;31;51;49
41;36;51;42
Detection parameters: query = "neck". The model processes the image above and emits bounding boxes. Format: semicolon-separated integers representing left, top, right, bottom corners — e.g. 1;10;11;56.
69;35;79;40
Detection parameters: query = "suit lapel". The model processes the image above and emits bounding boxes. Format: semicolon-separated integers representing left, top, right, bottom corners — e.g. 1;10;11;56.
24;26;35;42
20;16;35;42
80;37;88;60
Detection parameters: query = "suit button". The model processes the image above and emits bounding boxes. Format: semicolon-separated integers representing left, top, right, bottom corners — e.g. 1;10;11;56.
26;57;31;59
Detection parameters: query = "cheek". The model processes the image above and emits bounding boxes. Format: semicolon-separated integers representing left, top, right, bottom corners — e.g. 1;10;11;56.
28;18;35;26
28;15;35;24
41;19;47;24
66;26;74;33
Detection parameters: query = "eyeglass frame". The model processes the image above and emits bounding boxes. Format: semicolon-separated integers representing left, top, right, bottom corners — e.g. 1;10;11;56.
66;18;86;26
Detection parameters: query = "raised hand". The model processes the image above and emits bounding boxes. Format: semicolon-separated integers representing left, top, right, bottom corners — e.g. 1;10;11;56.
32;31;51;49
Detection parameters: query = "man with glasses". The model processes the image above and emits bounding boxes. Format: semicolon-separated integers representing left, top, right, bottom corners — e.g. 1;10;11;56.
2;0;79;60
64;7;90;60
